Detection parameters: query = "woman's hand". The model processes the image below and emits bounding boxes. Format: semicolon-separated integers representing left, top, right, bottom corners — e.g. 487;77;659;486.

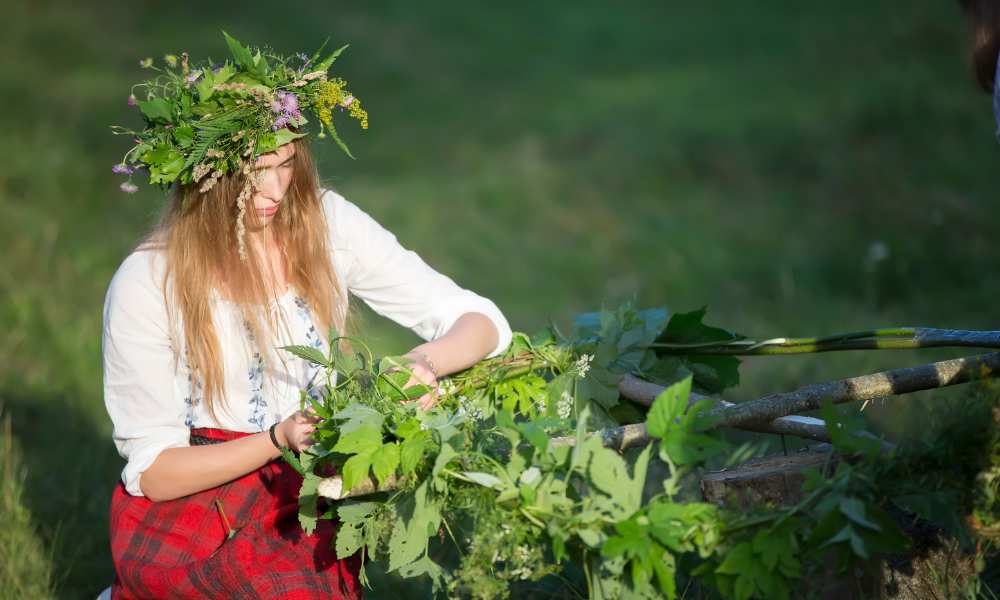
276;406;322;452
400;352;439;411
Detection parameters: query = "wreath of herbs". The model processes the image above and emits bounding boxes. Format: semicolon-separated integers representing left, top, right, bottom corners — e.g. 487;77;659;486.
280;302;1000;599
109;31;368;195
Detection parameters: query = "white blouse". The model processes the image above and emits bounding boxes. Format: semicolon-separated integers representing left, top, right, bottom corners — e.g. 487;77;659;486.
102;188;512;497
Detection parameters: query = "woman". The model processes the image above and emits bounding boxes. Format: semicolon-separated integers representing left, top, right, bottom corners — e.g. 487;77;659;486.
103;40;512;598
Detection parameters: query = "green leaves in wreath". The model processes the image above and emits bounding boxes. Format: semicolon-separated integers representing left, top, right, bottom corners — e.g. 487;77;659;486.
136;97;172;123
256;127;309;154
142;144;185;184
281;344;330;368
376;355;435;402
222;30;273;84
333;425;382;491
645;375;725;467
396;418;432;476
331;422;402;491
194;63;235;102
494;373;547;416
572;301;667;418
387;480;442;573
650;307;743;394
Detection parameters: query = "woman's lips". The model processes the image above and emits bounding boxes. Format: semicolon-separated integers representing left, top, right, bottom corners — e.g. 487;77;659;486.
257;205;279;216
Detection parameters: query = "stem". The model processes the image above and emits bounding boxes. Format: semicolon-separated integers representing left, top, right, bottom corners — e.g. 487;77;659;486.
645;327;1000;355
519;507;546;529
440;516;463;556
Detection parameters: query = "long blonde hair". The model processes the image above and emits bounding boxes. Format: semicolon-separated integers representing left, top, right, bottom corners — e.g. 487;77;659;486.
139;138;350;420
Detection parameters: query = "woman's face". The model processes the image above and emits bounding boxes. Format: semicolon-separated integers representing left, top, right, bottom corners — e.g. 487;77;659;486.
250;142;296;226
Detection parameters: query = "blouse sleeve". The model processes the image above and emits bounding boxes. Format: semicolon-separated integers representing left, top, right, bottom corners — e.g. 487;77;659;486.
102;251;190;497
322;188;513;359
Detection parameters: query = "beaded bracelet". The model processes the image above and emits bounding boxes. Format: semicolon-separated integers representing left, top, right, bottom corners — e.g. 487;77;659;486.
408;350;439;378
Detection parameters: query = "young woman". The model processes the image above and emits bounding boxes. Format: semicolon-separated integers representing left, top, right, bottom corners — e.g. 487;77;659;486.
103;113;512;596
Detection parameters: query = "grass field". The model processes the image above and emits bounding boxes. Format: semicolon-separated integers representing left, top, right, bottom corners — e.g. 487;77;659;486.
1;0;998;597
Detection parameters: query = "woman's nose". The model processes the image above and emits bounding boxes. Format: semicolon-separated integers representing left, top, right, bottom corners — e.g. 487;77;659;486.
255;168;283;202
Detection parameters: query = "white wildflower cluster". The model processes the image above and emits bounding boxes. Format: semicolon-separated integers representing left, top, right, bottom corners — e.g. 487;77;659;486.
437;378;458;397
557;390;573;420
573;353;594;379
508;545;534;580
489;524;515;562
533;394;546;415
455;395;484;422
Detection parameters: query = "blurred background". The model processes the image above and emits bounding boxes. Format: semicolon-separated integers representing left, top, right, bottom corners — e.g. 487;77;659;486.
1;0;998;597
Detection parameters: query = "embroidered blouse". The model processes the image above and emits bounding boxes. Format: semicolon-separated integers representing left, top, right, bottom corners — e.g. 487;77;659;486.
102;188;513;497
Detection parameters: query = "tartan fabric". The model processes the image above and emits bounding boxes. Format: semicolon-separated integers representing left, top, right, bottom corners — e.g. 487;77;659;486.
109;427;362;599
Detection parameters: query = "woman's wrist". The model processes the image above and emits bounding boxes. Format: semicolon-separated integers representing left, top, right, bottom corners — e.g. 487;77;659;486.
268;422;288;459
405;349;439;378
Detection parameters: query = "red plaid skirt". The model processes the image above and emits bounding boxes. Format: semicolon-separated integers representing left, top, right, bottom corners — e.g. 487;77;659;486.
109;428;362;599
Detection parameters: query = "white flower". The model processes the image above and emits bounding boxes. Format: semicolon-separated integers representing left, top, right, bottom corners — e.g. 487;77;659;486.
557;391;573;420
456;395;483;421
437;378;457;397
574;354;593;379
514;545;531;561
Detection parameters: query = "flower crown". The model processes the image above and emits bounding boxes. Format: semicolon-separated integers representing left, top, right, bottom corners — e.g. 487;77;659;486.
110;31;368;195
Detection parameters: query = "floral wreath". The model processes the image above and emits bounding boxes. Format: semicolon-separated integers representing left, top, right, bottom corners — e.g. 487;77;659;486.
110;31;368;258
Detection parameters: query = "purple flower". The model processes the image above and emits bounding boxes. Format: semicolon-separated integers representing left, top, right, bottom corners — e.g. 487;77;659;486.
280;91;299;113
127;94;137;107
271;91;302;130
272;115;289;131
112;163;134;175
120;181;139;193
186;70;202;83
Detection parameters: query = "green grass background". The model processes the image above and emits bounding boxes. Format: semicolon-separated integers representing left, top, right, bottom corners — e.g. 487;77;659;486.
1;0;998;597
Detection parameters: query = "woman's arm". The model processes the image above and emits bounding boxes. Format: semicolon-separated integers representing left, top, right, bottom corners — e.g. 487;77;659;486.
140;409;320;502
140;433;281;502
321;190;513;409
324;190;513;360
407;311;499;377
401;312;500;409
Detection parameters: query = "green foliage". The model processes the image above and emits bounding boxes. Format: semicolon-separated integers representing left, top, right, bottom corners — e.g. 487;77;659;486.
646;375;725;467
650;307;743;394
571;301;668;422
276;303;992;598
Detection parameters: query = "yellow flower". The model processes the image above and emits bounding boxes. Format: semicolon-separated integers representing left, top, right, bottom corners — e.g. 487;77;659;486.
315;79;368;129
163;54;178;68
